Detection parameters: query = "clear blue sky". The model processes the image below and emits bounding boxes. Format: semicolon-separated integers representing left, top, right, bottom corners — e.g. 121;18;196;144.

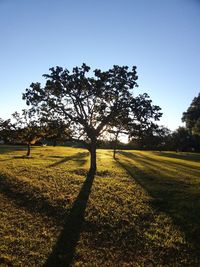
0;0;200;130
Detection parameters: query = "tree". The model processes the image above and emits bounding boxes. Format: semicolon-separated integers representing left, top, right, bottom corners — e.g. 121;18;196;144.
128;93;163;146
0;118;13;143
193;118;200;136
154;126;171;150
170;127;195;152
41;116;72;146
12;109;43;156
182;93;200;135
129;124;170;150
107;114;130;159
107;93;162;156
109;127;125;159
23;64;162;172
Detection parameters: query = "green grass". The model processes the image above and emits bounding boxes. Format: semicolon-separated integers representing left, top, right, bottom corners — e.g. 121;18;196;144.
0;146;200;266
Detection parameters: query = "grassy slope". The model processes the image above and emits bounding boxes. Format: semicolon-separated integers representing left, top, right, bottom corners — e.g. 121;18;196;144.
0;146;200;266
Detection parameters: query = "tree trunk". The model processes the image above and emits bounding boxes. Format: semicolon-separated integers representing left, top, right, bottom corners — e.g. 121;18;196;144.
113;145;116;159
27;143;31;157
53;139;57;147
113;132;119;159
89;142;97;172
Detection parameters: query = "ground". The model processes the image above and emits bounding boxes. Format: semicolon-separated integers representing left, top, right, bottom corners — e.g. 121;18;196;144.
0;146;200;266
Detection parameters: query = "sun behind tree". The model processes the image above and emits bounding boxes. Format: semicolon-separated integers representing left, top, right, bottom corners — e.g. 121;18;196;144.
23;64;162;172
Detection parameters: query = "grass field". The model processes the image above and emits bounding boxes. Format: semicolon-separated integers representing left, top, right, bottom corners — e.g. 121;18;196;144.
0;146;200;266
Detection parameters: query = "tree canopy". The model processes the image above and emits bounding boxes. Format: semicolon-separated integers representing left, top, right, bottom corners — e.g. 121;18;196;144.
12;109;43;156
182;93;200;135
23;63;162;171
41;115;72;146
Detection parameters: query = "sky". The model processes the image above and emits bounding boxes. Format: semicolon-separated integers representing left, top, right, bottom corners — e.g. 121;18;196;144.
0;0;200;131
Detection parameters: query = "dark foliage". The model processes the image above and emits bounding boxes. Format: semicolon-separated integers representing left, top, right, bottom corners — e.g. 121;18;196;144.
182;92;200;135
23;64;162;171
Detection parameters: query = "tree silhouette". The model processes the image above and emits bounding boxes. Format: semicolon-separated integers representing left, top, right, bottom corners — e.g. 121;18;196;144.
12;109;43;156
130;125;170;150
170;127;195;152
23;64;162;171
40;114;72;146
0;118;13;143
182;93;200;135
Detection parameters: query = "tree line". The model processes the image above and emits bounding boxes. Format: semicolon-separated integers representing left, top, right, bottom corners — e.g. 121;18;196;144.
0;64;199;171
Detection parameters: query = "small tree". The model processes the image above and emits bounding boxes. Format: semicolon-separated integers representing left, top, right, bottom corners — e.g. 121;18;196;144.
23;64;162;171
127;93;162;149
106;112;130;159
42;117;72;146
12;109;43;156
109;127;125;159
0;118;14;143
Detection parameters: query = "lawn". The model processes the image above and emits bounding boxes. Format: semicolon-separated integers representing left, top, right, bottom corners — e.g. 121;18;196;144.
0;146;200;266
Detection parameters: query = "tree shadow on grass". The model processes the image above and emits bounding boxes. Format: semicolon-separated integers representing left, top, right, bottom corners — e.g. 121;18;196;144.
43;169;95;267
0;174;66;222
0;168;95;266
49;152;88;167
152;151;200;163
119;151;200;175
0;145;29;161
0;145;28;154
116;151;200;260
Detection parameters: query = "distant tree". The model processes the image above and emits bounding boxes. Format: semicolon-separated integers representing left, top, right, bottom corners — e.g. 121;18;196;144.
23;64;162;172
107;93;163;157
42;116;72;146
170;127;195;152
155;126;171;150
108;126;124;159
12;109;43;156
129;124;170;150
107;114;130;159
128;93;163;147
0;118;14;143
182;93;200;135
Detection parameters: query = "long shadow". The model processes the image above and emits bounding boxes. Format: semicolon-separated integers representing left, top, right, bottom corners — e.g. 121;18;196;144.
0;145;28;155
116;152;200;259
43;169;95;267
0;173;66;222
152;151;200;163
119;151;200;175
49;152;88;167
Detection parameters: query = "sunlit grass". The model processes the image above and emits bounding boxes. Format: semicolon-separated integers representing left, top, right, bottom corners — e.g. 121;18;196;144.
117;151;200;252
0;146;200;266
